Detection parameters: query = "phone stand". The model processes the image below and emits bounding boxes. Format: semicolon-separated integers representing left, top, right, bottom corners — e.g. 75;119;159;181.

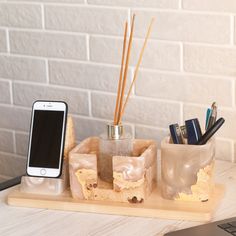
19;116;76;196
20;161;69;195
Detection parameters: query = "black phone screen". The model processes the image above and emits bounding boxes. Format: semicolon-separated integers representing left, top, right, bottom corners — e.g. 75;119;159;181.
29;110;64;168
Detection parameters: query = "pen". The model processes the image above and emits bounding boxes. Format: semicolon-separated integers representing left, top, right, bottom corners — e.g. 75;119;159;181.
205;108;212;131
169;124;184;144
197;117;225;145
180;125;187;139
206;102;217;131
185;118;202;145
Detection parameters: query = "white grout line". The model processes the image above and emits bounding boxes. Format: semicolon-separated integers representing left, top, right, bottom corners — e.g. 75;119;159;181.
5;29;10;53
71;113;166;132
183;41;236;48
88;91;92;117
180;102;184;124
1;1;41;6
3;78;234;110
130;67;135;95
9;80;13;105
2;26;236;48
230;14;234;45
0;78;14;83
1;81;235;112
131;124;135;138
86;34;90;61
6;27;88;37
131;7;234;17
3;26;235;47
0;50;234;80
179;0;183;10
41;4;45;30
2;1;236;16
134;123;169;132
2;1;84;7
13;1;235;17
0;102;31;110
127;8;131;36
13;80;94;93
0;127;16;133
0;60;235;85
12;130;17;153
0;128;29;137
232;14;235;45
0;79;47;87
71;113;111;123
0;150;26;159
45;59;50;84
184;102;236;113
179;42;184;72
91;89;183;104
11;77;194;104
0;51;236;81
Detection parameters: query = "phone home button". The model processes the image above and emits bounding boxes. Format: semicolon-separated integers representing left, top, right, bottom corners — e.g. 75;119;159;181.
40;169;46;176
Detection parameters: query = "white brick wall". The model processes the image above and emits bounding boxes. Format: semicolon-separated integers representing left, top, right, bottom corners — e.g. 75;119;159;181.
0;3;42;28
45;5;128;36
133;10;231;44
0;30;7;52
0;55;46;82
0;0;235;166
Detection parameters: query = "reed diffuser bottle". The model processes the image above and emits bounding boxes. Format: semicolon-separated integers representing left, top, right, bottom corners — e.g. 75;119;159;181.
98;15;154;184
98;124;132;183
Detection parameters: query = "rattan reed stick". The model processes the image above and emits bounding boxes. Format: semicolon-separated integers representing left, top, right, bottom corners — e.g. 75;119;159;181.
114;22;128;125
116;14;135;124
118;18;155;123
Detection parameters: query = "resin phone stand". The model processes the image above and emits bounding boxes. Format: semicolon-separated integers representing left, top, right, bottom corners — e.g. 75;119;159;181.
20;162;69;195
20;116;76;195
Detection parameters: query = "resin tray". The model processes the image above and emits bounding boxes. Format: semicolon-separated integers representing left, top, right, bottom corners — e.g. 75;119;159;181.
7;184;224;222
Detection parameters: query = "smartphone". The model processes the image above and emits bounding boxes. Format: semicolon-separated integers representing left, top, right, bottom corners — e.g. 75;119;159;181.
26;101;68;178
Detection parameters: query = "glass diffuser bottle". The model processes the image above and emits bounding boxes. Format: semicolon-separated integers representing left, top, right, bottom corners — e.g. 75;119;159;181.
98;124;132;183
97;15;153;184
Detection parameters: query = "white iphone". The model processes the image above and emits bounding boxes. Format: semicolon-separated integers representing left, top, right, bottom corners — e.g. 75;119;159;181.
26;101;68;178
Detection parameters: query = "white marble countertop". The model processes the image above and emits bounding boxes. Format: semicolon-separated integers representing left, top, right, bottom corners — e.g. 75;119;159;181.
0;160;236;236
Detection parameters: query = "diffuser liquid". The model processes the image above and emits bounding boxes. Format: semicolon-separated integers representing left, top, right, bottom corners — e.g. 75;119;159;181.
98;133;132;183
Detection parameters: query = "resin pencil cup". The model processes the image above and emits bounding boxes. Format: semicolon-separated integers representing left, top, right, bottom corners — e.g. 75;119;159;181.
161;137;215;202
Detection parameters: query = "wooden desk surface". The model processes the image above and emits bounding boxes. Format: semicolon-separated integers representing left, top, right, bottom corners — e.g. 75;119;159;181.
0;160;236;236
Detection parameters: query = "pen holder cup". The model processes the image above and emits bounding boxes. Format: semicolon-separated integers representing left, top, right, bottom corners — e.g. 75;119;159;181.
161;137;215;202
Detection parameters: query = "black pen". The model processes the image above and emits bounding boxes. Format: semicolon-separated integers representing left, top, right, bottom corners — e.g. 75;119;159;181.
169;124;184;144
197;117;225;145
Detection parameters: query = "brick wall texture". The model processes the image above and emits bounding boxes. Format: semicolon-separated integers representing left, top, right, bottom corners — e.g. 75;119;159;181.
0;0;235;177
